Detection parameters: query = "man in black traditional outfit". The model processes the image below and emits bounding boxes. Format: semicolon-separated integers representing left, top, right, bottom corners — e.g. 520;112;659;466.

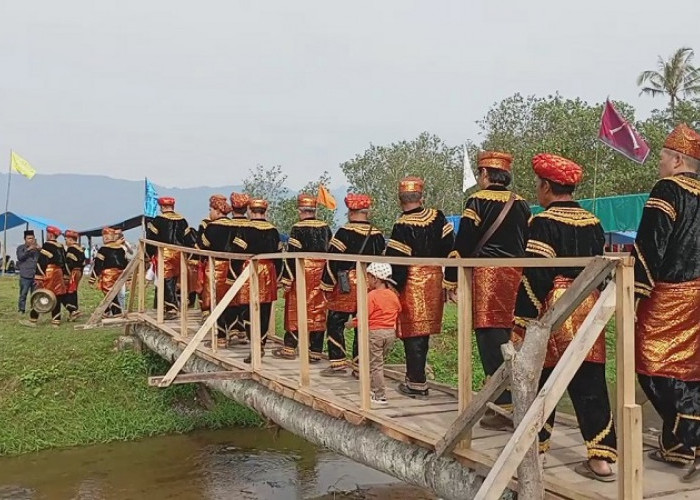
89;227;128;317
63;229;86;320
633;123;700;479
513;153;616;481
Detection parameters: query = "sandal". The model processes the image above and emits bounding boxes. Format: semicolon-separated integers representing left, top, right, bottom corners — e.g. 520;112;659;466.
648;450;686;468
573;461;616;483
682;463;700;483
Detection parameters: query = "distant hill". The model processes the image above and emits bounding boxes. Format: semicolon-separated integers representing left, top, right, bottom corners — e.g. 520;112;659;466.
0;173;348;248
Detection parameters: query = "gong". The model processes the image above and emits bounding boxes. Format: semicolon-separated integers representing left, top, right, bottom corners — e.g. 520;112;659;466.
30;289;57;314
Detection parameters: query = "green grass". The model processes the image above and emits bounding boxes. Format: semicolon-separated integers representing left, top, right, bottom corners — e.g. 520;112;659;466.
0;276;261;456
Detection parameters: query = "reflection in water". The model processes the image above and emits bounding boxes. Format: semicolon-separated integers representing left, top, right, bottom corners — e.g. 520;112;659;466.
0;428;428;500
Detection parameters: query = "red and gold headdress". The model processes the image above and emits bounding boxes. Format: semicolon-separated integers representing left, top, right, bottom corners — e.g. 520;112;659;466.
664;123;700;160
478;151;513;172
209;194;232;215
158;196;175;207
344;193;372;210
297;193;317;209
249;198;269;210
46;226;62;237
398;176;424;193
532;153;583;186
230;192;250;209
64;229;80;239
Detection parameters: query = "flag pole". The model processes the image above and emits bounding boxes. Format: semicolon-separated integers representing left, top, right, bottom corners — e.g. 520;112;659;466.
592;142;600;217
1;151;13;276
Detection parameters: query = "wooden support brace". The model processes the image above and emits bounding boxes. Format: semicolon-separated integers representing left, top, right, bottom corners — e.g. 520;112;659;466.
208;257;217;353
456;266;473;448
474;280;617;500
83;254;140;329
249;261;262;370
156;246;165;324
148;370;251;386
179;252;189;337
138;241;146;313
157;266;251;387
356;262;371;411
295;258;310;386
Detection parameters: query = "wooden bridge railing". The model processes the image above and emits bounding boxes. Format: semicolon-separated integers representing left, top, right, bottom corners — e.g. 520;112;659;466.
85;239;641;500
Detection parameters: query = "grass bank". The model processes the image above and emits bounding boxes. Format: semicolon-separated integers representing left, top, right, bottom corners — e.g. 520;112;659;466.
0;276;261;456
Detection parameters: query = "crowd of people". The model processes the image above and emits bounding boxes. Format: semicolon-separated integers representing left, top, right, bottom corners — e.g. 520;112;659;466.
14;122;700;483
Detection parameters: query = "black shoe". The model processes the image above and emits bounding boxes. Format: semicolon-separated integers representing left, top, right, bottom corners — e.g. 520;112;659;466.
243;349;265;364
397;382;429;400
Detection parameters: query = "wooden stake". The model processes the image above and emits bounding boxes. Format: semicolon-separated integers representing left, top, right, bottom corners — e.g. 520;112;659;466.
180;252;189;337
156;246;165;324
296;258;310;387
249;261;262;370
138;241;146;313
83;255;139;329
208;256;216;353
356;261;371;411
456;266;473;448
615;261;642;500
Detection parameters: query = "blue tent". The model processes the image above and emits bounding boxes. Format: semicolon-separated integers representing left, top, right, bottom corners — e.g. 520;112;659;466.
608;230;637;245
0;211;66;232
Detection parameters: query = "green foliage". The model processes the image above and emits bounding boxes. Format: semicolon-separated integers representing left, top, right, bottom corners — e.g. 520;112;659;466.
340;132;463;232
0;277;261;456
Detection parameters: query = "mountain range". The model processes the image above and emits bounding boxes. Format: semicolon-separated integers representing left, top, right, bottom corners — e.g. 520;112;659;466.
0;173;348;247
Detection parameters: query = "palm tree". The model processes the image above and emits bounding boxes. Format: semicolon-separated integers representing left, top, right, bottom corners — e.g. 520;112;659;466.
637;47;700;121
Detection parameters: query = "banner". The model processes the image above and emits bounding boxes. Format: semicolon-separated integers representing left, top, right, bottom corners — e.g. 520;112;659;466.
462;145;477;192
144;178;159;217
598;99;651;164
317;185;337;210
10;151;36;179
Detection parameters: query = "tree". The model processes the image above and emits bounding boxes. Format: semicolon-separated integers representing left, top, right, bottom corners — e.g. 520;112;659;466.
242;164;289;228
341;132;463;233
274;171;337;235
637;47;700;122
476;93;666;202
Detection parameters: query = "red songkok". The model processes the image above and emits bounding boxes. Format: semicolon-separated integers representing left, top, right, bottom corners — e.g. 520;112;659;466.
297;193;317;209
532;153;583;186
158;196;175;207
46;226;62;237
230;192;250;209
64;229;79;239
664;123;700;160
249;198;269;210
399;176;424;193
344;194;372;210
478;151;513;172
209;194;232;215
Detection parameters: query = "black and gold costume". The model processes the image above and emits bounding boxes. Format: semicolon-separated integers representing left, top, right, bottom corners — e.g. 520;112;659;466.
63;243;86;315
90;243;128;316
145;212;189;313
230;219;282;346
30;240;70;325
633;173;700;464
513;201;616;463
320;222;385;370
280;219;332;359
385;207;454;392
445;186;530;408
183;225;201;308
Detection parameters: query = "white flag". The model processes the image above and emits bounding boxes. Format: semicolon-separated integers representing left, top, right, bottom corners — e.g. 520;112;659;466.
462;145;477;192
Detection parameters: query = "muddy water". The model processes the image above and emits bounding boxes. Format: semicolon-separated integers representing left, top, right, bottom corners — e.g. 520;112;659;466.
0;428;434;500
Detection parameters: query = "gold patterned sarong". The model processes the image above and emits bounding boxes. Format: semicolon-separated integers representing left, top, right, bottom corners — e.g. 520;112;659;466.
162;248;181;280
201;259;231;307
284;259;327;332
326;269;358;313
512;276;605;368
233;260;278;305
397;265;444;338
636;278;700;381
42;264;67;296
473;266;522;329
187;260;203;296
67;268;82;294
99;268;122;295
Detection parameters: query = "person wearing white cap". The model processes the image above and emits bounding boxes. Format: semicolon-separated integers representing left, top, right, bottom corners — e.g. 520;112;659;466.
346;262;402;405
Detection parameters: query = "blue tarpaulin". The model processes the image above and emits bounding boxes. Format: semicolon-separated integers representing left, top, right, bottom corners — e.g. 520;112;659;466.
0;211;66;232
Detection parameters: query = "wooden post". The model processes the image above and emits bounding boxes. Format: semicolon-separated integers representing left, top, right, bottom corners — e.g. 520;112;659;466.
356;261;371;411
208;257;217;353
156;246;165;324
180;252;189;337
615;260;642;500
268;301;276;339
457;266;473;448
249;261;262;370
296;258;310;387
138;241;146;313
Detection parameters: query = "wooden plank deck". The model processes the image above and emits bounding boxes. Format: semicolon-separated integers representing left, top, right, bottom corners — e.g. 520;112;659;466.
130;310;700;500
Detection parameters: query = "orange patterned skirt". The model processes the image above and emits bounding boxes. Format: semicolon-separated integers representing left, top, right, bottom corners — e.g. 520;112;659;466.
284;259;327;332
232;260;278;305
397;265;444;339
512;276;605;368
636;278;700;381
42;264;67;296
67;268;83;294
160;248;181;280
187;260;203;296
99;268;123;295
326;269;358;313
473;266;522;329
201;259;231;310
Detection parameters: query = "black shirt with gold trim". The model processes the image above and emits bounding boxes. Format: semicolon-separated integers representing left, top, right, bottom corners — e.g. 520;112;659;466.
66;244;86;272
444;186;530;286
36;240;70;279
320;221;386;292
514;201;605;324
91;243;128;281
385;207;455;290
280;218;332;284
230;219;283;277
632;172;700;298
198;216;234;253
145;211;189;258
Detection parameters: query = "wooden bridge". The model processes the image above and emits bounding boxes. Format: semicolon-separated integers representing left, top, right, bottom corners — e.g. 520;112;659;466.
82;240;700;500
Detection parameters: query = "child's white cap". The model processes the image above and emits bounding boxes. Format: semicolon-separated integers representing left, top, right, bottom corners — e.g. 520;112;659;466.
367;262;397;285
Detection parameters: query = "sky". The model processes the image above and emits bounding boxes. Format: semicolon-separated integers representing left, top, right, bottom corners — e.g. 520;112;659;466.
1;0;698;190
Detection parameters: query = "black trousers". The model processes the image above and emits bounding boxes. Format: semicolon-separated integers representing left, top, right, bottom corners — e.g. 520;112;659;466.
539;361;617;462
163;277;179;312
283;330;325;357
475;328;512;406
244;302;272;346
326;310;358;369
639;374;700;463
62;291;79;314
30;298;63;324
403;336;430;390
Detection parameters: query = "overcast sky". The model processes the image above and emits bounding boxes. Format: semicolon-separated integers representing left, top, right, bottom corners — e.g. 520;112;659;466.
1;1;697;189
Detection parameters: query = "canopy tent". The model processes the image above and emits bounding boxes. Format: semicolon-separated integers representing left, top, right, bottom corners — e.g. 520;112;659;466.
0;211;66;232
78;215;145;238
608;230;637;246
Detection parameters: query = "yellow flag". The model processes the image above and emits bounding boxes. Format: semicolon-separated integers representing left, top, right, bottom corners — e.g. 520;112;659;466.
11;151;37;179
316;185;337;210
